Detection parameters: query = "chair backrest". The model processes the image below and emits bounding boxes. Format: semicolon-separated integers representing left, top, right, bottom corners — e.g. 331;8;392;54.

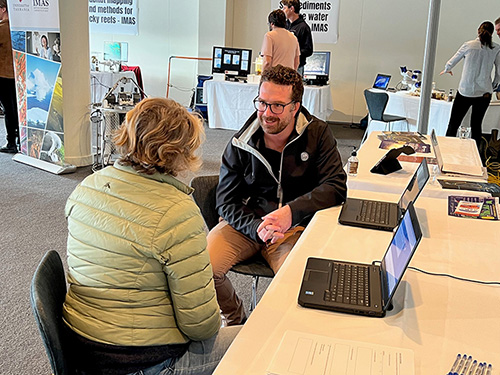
364;89;389;121
31;250;71;375
190;175;220;230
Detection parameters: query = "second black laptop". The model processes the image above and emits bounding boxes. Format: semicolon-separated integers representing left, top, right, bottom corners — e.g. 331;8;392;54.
338;158;429;231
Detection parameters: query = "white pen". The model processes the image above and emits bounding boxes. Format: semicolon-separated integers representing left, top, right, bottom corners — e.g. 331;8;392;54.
480;362;487;375
461;356;473;375
455;354;467;375
486;364;492;375
449;354;462;375
474;363;484;375
468;360;478;375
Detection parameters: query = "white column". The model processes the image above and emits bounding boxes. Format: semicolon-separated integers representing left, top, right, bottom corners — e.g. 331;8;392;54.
59;0;92;166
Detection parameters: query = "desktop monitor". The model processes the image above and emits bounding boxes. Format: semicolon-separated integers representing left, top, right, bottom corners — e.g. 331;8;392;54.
212;46;252;79
103;41;129;62
303;51;330;85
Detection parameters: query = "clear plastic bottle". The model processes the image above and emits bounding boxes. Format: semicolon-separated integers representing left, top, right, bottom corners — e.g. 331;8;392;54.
347;149;359;177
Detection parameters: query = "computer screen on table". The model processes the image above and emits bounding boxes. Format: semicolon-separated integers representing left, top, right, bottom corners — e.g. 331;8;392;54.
303;51;331;77
212;46;252;78
103;41;128;62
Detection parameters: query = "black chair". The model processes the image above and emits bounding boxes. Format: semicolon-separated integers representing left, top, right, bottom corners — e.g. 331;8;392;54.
31;250;76;375
190;175;274;311
362;89;408;143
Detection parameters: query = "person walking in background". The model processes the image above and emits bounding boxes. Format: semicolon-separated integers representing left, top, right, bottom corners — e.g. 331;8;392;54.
261;9;300;72
0;0;19;154
63;98;240;375
282;0;313;76
495;17;500;39
441;21;500;146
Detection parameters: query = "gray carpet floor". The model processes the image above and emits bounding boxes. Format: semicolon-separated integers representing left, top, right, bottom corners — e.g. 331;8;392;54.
0;117;363;374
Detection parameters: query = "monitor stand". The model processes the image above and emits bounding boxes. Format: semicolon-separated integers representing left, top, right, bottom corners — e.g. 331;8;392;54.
225;74;247;83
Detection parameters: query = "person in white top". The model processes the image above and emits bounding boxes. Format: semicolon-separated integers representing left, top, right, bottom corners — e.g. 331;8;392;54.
260;9;300;72
441;21;500;146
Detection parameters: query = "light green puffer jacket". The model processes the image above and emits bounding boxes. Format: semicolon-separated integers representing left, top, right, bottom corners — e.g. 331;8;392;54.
62;162;221;346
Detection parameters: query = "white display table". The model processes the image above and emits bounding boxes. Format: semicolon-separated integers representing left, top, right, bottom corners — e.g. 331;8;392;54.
204;80;334;130
366;90;500;137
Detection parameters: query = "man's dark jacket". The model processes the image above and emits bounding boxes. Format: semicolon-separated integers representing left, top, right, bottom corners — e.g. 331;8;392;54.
216;107;347;243
287;14;313;68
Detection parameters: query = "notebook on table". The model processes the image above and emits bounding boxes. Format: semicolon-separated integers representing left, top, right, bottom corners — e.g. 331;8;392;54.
373;73;391;90
338;158;429;231
298;202;422;317
430;129;484;177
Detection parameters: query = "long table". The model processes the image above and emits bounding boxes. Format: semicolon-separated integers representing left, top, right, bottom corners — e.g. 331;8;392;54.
214;194;500;374
213;132;500;375
204;80;334;130
366;90;500;136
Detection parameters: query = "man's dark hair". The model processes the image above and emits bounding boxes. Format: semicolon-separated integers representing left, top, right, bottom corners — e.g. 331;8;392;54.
495;17;500;25
259;64;304;103
268;9;287;28
0;0;7;9
281;0;301;14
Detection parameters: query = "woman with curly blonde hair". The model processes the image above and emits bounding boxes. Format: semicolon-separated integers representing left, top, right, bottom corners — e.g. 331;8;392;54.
63;98;240;375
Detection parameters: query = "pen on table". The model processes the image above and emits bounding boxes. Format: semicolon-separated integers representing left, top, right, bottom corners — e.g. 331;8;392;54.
486;364;492;375
480;363;487;375
461;356;473;375
467;360;478;375
449;354;462;375
474;363;484;375
455;354;467;375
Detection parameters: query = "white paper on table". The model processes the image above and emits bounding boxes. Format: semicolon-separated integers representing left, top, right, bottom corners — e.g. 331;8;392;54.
267;330;414;375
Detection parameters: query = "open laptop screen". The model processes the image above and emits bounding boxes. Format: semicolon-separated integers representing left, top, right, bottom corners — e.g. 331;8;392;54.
398;158;430;211
380;203;421;307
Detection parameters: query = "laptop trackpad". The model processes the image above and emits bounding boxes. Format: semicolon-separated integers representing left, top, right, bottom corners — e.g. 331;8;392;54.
305;270;329;283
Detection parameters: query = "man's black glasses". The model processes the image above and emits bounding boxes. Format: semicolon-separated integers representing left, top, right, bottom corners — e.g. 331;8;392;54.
253;97;295;115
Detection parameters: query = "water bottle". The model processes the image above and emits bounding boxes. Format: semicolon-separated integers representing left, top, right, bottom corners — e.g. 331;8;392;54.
347;149;359;177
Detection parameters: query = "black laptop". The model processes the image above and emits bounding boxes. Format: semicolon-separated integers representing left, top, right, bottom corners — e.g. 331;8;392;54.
298;202;422;317
373;73;391;90
338;158;429;231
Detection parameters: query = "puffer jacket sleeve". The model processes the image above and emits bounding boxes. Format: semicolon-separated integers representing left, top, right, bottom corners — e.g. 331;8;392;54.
155;199;221;341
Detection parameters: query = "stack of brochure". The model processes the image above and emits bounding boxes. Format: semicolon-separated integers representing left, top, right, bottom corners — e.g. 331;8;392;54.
448;195;499;220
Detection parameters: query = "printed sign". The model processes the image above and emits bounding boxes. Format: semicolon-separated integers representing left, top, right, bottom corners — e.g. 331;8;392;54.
271;0;339;44
89;0;138;35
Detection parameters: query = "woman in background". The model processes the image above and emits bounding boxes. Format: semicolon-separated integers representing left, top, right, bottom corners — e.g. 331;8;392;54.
441;21;500;146
63;97;240;375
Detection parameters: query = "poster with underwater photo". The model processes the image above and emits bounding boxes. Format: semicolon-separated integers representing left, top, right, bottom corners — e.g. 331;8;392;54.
26;54;61;131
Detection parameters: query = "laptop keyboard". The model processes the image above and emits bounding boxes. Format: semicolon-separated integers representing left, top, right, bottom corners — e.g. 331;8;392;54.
324;263;370;306
358;200;390;224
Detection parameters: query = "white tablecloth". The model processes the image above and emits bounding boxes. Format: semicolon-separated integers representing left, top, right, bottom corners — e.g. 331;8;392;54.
214;196;500;375
204;80;334;130
366;90;500;136
90;71;136;105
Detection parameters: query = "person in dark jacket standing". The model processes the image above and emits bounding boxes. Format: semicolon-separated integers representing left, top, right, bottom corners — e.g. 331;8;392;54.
282;0;313;75
0;0;19;153
207;65;347;325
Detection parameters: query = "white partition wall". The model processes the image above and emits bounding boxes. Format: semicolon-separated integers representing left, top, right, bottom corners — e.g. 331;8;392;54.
229;0;500;124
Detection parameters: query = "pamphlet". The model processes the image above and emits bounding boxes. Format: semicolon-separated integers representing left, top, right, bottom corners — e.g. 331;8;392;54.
377;132;431;153
439;180;500;196
448;195;499;220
